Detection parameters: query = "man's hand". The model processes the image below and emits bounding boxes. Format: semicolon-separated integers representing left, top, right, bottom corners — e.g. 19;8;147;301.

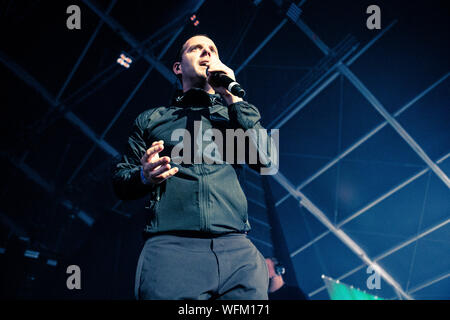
140;140;178;185
206;56;243;105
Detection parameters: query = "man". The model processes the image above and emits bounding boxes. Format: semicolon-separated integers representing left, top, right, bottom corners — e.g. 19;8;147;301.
112;34;277;300
266;257;285;293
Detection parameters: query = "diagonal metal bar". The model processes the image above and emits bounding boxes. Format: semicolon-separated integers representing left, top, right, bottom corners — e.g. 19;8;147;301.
338;65;450;189
333;75;344;225
290;152;449;258
64;112;119;157
0;211;28;239
61;11;191;109
247;235;273;248
289;14;450;188
34;7;197;149
0;50;57;106
234;0;309;75
2;2;201;180
235;19;287;75
56;0;117;101
272;170;413;299
245;180;264;192
21;0;117;164
247;197;267;209
226;5;260;65
82;0;205;84
6;156;96;227
269;44;357;129
68;24;185;184
82;0;175;82
0;49;119;158
249;11;448;296
337;153;449;228
275;57;448;208
405;171;432;292
268;19;397;129
248;216;271;229
308;218;450;298
407;272;450;295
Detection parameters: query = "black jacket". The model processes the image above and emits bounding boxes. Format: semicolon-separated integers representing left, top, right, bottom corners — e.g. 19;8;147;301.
112;88;276;236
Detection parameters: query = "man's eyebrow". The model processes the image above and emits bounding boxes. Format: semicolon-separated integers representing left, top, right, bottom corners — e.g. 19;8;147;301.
188;44;202;51
187;43;217;52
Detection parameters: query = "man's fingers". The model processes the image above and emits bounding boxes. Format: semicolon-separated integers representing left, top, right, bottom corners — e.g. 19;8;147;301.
150;163;172;179
151;140;164;146
147;142;164;155
147;156;170;171
141;142;164;163
140;140;177;184
154;167;179;182
207;60;235;81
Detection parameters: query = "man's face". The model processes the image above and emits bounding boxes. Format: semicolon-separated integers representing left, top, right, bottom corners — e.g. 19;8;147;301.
174;36;219;87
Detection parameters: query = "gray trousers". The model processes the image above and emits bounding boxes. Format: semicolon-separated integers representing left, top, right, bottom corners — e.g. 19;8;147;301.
135;232;269;300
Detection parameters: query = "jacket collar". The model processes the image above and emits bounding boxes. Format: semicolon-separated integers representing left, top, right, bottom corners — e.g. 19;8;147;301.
172;88;225;108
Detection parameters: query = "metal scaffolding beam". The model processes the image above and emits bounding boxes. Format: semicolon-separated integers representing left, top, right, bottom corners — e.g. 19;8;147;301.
247;197;267;210
408;272;450;296
247;235;273;248
0;211;28;239
268;42;357;129
29;7;198;161
289;152;450;258
234;0;309;75
68;24;186;184
308;218;450;298
257;6;448;298
271;170;413;299
57;0;117;101
1;1;205;182
235;19;287;76
286;13;449;188
240;16;425;298
275;72;449;207
0;49;119;158
82;0;205;84
61;12;190;110
338;65;450;189
267;19;396;129
7;157;96;227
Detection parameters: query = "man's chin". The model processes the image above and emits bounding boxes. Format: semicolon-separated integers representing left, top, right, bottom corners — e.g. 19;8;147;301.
191;76;208;88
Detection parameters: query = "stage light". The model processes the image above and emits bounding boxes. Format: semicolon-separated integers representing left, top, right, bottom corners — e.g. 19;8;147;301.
47;259;58;267
24;250;40;259
117;58;130;68
117;52;133;69
190;14;200;27
0;247;5;254
77;210;94;227
120;53;132;64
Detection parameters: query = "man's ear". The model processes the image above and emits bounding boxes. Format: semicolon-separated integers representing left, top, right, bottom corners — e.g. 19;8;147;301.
173;62;182;76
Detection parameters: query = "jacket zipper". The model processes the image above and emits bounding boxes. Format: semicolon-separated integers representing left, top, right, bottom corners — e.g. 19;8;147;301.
199;165;209;232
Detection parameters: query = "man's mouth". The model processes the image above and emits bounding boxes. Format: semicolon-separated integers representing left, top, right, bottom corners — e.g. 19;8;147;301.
199;60;209;67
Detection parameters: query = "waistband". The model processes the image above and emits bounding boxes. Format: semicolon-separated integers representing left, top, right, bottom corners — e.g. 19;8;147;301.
143;230;247;240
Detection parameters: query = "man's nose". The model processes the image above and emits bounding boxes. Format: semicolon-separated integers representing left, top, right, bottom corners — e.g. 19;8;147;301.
200;48;211;57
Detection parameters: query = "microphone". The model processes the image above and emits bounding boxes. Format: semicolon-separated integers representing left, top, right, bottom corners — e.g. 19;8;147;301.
206;67;246;98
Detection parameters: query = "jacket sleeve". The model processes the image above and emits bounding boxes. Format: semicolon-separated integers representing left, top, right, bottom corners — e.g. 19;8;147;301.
228;101;279;175
111;112;155;200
